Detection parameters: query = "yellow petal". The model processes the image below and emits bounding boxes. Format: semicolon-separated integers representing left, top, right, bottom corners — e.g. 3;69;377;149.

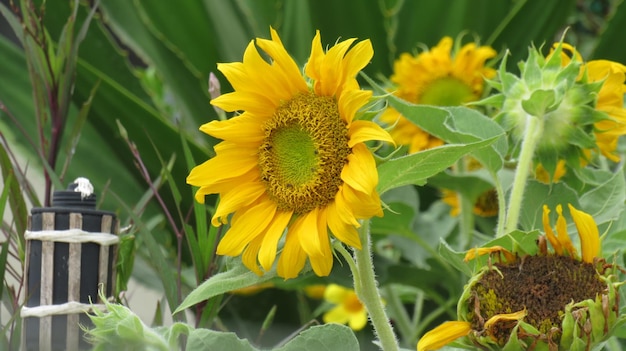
339;89;371;125
308;208;333;277
324;284;351;304
323;305;350;325
542;205;563;254
463;245;515;263
258;210;292;271
417;321;471;351
186;146;257;188
341;39;374;86
211;182;266;226
293;209;324;258
277;229;307;279
199;114;265;144
339;184;383;219
556;204;578;258
242;235;264;275
256;28;308;95
316;38;357;97
305;30;324;83
348;310;368;331
341;143;378;195
348;120;395;147
326;201;361;249
483;309;527;330
216;199;276;256
568;204;601;263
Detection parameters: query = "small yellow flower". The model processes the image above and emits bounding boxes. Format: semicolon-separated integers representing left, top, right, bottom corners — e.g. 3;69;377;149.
381;37;496;153
187;28;393;279
322;284;368;331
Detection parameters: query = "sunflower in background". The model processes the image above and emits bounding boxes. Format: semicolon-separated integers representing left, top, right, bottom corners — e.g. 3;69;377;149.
380;36;497;153
187;28;393;279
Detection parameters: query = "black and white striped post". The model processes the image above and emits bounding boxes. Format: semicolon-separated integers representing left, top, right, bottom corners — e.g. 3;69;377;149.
21;178;119;351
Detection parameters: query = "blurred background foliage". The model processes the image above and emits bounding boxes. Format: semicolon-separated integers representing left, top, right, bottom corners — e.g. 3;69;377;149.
1;0;626;349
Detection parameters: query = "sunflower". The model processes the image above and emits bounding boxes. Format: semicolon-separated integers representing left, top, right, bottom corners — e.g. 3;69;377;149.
417;204;622;351
441;188;498;217
322;284;368;331
187;28;393;279
380;37;496;153
557;44;626;162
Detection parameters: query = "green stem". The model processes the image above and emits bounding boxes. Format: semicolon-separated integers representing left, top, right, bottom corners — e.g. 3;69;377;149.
383;285;413;346
503;114;543;234
458;192;475;248
493;170;508;237
353;220;399;351
455;158;474;248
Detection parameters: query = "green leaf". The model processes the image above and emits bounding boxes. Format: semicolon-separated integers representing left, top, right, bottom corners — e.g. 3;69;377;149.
518;180;580;231
377;137;499;195
186;329;257;351
579;166;625;225
521;89;557;116
387;96;506;171
591;1;626;63
438;239;472;277
174;260;277;314
276;324;359;351
0;143;27;254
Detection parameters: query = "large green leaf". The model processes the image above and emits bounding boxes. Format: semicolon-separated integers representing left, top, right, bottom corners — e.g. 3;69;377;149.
591;1;626;63
377;137;499;195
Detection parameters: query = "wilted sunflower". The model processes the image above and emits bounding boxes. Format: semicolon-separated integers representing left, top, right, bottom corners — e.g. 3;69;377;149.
380;36;496;153
187;28;393;279
417;204;622;351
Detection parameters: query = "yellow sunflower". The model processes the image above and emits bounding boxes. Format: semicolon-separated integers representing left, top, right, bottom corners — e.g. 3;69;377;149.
441;188;498;217
557;44;626;162
417;204;620;351
380;37;497;153
322;284;368;331
187;28;393;279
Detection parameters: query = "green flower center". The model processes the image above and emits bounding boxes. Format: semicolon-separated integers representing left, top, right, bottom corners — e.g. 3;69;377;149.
469;255;606;345
419;77;476;106
259;92;350;214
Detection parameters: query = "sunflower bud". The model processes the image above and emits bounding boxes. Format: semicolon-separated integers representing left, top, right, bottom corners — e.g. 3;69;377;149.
480;43;607;177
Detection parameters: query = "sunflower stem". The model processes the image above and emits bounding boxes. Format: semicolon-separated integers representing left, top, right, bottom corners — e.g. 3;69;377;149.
353;219;399;351
493;169;508;237
503;114;543;234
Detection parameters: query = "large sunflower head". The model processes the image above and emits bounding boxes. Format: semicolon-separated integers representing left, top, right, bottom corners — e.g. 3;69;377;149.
380;36;497;153
187;28;393;279
417;204;623;351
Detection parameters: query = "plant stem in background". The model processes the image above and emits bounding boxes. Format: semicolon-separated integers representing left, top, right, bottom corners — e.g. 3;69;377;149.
353;220;399;351
503;114;543;234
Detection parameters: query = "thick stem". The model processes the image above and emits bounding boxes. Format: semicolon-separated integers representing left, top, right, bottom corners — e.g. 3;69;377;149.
353;220;399;351
503;115;543;234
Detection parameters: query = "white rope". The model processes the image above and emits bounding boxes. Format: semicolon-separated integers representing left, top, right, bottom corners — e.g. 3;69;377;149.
24;229;119;245
20;302;107;318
